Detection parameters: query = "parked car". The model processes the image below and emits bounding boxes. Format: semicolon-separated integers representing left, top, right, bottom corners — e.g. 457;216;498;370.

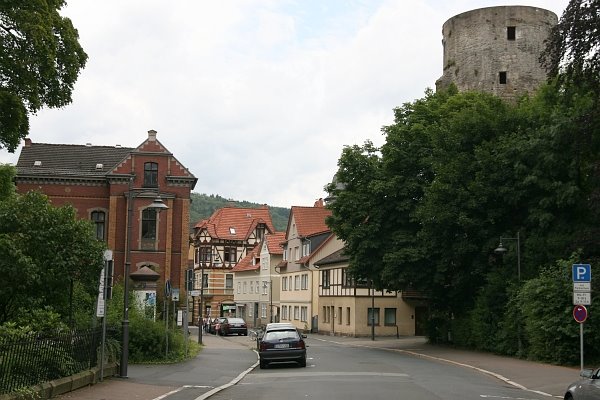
219;317;248;336
564;368;600;399
209;317;226;334
258;323;307;369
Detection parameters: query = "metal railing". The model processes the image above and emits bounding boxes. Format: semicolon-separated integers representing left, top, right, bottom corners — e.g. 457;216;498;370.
0;327;114;394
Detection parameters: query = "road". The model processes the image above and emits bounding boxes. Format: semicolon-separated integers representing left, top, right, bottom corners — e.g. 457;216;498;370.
57;330;575;400
206;335;557;400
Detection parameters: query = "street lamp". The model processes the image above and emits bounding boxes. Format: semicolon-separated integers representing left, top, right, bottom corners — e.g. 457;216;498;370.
494;231;521;281
263;280;273;323
494;231;521;355
196;245;212;345
121;180;168;378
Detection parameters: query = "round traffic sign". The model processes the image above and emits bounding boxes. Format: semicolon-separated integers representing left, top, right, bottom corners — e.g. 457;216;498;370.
573;305;588;323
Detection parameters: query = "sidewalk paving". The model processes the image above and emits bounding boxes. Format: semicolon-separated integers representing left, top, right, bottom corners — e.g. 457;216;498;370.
56;330;580;399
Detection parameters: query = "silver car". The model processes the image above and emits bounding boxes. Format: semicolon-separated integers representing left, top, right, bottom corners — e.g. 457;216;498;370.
564;368;600;399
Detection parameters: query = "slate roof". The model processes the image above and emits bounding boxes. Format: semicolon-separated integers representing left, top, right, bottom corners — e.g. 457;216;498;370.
16;142;134;178
231;244;260;272
195;206;275;241
289;205;332;238
314;248;349;267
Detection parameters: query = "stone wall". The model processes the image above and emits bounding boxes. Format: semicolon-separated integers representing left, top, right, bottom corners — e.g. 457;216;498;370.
435;6;557;101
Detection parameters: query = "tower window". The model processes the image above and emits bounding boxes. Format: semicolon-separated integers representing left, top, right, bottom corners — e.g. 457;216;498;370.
499;71;507;84
507;26;516;41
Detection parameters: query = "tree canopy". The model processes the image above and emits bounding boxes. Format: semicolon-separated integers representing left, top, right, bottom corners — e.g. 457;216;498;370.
542;0;600;88
326;80;600;349
0;167;105;325
0;1;87;152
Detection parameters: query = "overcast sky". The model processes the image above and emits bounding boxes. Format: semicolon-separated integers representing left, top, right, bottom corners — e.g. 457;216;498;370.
0;0;568;208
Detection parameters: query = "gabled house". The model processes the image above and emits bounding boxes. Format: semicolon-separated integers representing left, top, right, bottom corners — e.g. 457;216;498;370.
232;232;285;327
314;241;421;337
277;199;332;332
231;244;261;327
192;206;275;320
14;130;197;306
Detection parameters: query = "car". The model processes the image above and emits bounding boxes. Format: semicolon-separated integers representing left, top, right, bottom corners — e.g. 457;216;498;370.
208;317;226;334
258;324;307;369
219;317;248;336
564;368;600;399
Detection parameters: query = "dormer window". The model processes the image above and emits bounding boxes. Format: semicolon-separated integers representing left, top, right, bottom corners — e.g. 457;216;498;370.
256;225;265;241
144;162;158;187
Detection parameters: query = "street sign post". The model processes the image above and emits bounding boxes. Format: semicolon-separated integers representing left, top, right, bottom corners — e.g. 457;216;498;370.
572;264;591;372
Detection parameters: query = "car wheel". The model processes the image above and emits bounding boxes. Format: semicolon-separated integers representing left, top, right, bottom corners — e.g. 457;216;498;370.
298;357;306;368
259;359;268;369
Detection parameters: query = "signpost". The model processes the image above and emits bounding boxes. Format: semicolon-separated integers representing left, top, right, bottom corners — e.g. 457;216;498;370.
572;264;591;371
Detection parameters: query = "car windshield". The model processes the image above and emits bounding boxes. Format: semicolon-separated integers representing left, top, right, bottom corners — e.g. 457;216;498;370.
264;329;299;341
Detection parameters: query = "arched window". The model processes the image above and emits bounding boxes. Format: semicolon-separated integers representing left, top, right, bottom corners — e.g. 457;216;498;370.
144;162;158;187
91;211;105;240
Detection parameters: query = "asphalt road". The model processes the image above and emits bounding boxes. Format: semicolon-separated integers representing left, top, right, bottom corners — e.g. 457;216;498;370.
56;329;578;400
208;335;560;400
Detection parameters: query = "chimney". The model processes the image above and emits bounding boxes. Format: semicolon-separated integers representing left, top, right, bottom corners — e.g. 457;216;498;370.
24;138;32;147
314;198;324;208
148;130;157;141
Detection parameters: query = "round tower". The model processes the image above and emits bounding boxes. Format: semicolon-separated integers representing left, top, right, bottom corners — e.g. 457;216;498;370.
435;6;557;101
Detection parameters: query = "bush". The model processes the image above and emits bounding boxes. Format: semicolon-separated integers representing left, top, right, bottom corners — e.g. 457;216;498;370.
519;256;600;365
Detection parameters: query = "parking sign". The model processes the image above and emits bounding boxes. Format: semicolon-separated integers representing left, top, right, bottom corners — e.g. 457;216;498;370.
572;264;591;282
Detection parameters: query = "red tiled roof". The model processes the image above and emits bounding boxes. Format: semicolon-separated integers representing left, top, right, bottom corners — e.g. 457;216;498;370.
194;206;275;240
266;232;286;254
289;205;332;237
231;244;260;272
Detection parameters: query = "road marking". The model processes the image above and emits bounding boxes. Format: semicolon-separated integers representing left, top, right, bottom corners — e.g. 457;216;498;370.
250;371;409;379
480;396;547;399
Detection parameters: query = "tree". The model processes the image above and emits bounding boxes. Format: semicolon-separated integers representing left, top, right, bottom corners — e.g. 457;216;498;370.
542;0;600;87
0;1;88;151
0;191;105;325
327;83;600;346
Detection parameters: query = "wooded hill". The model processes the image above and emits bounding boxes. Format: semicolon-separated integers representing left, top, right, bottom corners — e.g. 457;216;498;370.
190;193;290;232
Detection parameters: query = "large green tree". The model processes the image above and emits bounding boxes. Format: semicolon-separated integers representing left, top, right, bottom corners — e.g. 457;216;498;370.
0;0;87;151
0;186;105;325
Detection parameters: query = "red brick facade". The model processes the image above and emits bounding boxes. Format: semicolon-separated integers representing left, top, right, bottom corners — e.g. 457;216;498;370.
15;130;197;295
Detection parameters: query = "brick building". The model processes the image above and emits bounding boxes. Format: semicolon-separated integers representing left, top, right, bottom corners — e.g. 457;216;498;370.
14;130;197;301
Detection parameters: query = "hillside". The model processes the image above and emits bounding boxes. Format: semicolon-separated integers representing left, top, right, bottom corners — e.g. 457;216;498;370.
189;193;290;232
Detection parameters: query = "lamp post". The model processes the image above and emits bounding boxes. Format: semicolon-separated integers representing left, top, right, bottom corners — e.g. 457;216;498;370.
494;231;521;355
371;279;375;341
198;250;206;345
120;179;168;378
263;280;273;323
494;231;521;281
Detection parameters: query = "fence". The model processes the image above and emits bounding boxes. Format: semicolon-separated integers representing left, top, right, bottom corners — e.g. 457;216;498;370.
0;327;115;395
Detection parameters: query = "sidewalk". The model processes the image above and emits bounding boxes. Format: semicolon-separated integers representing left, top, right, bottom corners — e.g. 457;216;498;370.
56;331;579;399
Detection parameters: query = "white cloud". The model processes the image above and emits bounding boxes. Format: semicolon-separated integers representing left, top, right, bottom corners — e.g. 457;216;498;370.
0;0;569;207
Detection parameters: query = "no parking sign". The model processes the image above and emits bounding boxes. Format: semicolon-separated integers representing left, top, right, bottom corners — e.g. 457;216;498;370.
573;305;588;323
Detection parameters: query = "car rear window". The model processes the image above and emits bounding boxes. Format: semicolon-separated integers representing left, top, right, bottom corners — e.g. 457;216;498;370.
264;329;299;341
228;318;244;323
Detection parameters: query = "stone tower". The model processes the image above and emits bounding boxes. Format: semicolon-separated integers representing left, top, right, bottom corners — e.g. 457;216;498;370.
435;6;557;101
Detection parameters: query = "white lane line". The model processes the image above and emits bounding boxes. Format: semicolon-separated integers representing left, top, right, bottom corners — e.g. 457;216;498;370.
192;351;260;400
314;338;559;399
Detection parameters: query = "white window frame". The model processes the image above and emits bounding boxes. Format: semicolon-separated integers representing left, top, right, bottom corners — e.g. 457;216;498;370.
301;274;308;290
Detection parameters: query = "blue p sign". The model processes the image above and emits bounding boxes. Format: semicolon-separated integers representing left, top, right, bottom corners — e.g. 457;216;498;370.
572;264;591;282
